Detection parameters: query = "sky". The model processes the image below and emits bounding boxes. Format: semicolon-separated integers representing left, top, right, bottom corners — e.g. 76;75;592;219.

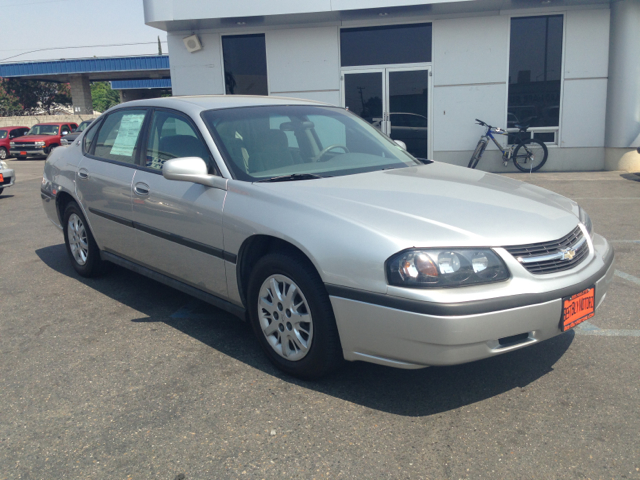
0;0;168;63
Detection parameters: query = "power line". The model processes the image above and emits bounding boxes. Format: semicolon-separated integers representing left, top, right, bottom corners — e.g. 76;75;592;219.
0;41;168;62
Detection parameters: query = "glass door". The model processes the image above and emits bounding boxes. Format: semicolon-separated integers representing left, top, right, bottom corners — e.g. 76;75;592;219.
343;66;431;159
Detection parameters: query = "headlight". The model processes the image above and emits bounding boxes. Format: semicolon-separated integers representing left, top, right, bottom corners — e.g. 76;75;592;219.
60;138;69;145
386;248;510;288
579;206;593;237
35;141;46;146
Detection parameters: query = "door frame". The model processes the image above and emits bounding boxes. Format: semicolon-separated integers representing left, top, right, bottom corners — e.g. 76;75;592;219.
341;63;433;159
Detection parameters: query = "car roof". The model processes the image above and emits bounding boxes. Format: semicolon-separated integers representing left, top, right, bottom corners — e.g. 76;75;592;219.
108;94;333;117
33;122;71;126
0;126;30;129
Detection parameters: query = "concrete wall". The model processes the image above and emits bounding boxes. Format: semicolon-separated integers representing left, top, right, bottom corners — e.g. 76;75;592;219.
0;115;99;128
165;5;612;172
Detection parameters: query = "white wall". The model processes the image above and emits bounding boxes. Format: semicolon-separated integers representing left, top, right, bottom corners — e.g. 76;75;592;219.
167;32;225;96
266;27;341;105
559;8;610;151
432;15;510;153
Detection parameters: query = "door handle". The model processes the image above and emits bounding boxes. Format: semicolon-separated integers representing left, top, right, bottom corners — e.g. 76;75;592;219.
134;182;150;196
78;168;89;179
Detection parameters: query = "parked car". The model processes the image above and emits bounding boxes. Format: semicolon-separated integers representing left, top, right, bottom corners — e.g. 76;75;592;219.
61;120;95;146
0;160;15;195
41;96;614;379
10;122;78;159
0;126;30;160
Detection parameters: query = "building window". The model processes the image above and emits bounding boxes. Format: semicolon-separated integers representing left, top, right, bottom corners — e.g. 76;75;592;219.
508;15;563;130
222;34;268;95
340;24;432;67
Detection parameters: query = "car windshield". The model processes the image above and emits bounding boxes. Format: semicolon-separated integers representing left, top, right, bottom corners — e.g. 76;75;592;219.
201;105;420;181
77;121;91;132
27;125;59;135
0;130;7;139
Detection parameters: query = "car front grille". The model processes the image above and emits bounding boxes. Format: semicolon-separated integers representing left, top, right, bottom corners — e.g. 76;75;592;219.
504;226;589;274
12;142;35;147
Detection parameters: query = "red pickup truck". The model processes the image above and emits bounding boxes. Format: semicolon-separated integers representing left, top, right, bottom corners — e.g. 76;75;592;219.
0;126;30;160
10;122;78;159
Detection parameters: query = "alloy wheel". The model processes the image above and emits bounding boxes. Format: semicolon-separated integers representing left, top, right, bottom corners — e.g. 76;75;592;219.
67;213;89;266
257;274;314;361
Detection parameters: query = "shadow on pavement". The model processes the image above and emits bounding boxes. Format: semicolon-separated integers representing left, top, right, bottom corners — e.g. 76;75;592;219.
36;243;573;417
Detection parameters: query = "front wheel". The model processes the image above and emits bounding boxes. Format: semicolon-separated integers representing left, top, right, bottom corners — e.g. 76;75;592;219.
63;202;109;277
513;138;548;172
0;147;7;160
247;252;343;379
468;140;487;169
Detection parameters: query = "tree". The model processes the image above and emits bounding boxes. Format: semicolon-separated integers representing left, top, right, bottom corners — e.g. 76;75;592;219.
0;79;23;116
91;82;120;113
1;79;71;114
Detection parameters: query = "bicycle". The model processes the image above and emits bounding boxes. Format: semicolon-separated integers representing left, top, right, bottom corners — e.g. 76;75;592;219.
468;119;548;172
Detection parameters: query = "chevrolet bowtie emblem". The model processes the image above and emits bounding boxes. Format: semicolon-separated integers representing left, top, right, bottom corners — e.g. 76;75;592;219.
561;248;576;261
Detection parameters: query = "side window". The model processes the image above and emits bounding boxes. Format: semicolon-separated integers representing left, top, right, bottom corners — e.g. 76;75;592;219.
144;110;211;171
82;119;102;153
93;109;147;164
61;125;71;135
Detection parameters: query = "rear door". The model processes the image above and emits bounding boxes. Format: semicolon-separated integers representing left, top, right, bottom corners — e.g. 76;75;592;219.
75;108;149;259
131;108;229;298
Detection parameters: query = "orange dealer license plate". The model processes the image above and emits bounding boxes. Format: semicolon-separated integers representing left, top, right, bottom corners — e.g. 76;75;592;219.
561;286;595;331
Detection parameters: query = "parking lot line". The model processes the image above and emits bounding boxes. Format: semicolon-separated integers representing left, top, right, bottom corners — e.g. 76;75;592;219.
575;321;640;337
615;269;640;287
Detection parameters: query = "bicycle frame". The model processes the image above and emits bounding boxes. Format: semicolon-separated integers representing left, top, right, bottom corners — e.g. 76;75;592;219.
481;126;512;160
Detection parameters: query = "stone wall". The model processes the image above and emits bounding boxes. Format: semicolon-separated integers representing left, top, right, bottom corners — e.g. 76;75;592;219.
0;115;99;128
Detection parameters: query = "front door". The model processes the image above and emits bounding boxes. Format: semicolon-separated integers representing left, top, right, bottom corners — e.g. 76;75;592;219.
343;66;430;159
131;109;229;298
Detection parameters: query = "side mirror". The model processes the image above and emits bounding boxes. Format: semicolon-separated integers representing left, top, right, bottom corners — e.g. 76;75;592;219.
394;140;407;150
162;157;227;190
62;131;69;136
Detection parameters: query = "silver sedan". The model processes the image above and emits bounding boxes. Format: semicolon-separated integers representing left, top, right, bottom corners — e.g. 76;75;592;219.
41;96;614;378
0;160;15;196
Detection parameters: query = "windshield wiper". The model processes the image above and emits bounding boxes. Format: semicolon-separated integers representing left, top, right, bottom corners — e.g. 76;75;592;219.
256;173;325;183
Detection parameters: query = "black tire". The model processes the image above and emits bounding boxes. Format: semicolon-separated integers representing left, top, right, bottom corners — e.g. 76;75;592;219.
0;147;7;160
513;138;548;172
468;140;487;169
46;144;58;157
62;202;109;277
247;252;344;379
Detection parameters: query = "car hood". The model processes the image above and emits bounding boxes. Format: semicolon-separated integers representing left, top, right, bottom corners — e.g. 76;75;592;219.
12;135;56;142
254;162;581;247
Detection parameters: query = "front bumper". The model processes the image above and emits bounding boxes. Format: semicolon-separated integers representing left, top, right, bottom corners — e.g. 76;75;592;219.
0;168;15;189
11;146;47;157
330;238;615;369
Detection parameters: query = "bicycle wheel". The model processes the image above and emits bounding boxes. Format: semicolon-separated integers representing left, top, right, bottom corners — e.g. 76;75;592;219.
512;138;548;172
468;140;487;169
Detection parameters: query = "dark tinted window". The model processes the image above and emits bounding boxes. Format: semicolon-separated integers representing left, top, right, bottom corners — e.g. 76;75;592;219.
340;24;432;67
508;16;563;128
223;34;268;95
144;110;212;171
0;130;6;139
93;109;147;164
344;72;383;123
82;119;102;153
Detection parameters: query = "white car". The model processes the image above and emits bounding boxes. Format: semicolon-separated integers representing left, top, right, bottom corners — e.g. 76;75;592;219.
0;160;15;195
41;95;614;378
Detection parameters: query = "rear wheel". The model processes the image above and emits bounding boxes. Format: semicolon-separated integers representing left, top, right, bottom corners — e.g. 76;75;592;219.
46;144;58;157
468;140;487;169
513;138;548;172
247;252;343;379
0;147;7;160
63;202;109;277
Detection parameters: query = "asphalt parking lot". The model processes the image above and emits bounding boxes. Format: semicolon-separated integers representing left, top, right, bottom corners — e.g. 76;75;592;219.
1;158;639;480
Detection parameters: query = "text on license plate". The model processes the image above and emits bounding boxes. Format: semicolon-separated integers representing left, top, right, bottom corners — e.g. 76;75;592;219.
561;286;595;331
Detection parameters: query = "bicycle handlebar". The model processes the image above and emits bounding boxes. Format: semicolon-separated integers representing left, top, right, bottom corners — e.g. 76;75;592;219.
475;119;505;134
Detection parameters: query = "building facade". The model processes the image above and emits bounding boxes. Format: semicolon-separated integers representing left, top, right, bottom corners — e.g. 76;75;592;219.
143;0;640;172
